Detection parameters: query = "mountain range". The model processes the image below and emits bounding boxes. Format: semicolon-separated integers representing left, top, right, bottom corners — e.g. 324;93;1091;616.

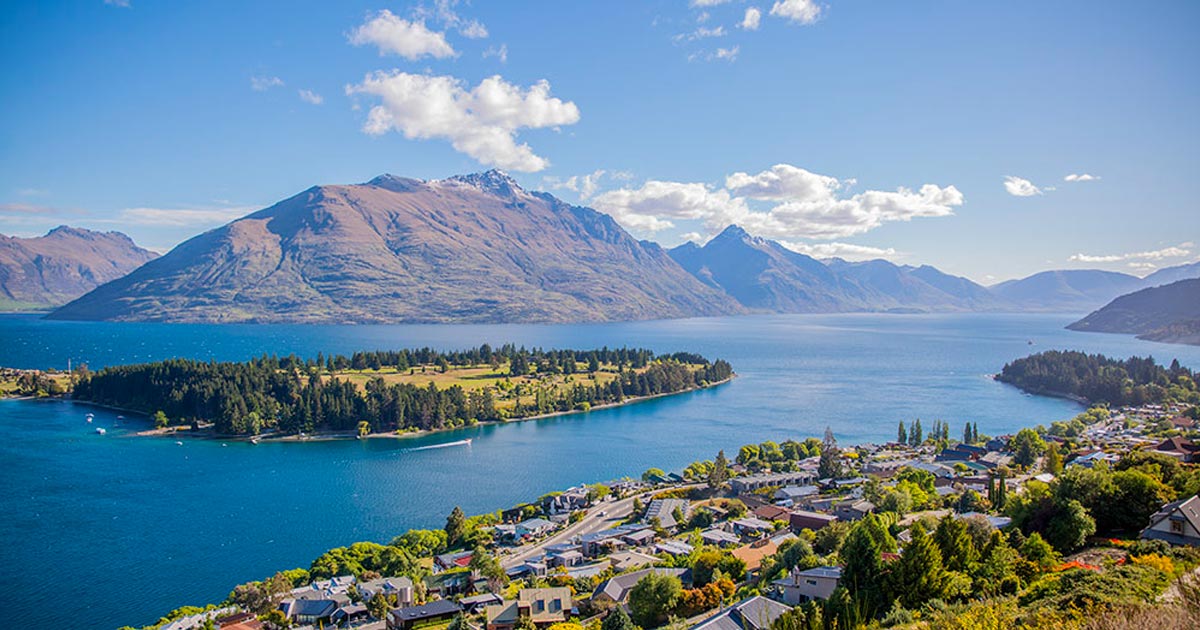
0;226;158;311
10;171;1199;324
1068;279;1200;346
49;172;742;323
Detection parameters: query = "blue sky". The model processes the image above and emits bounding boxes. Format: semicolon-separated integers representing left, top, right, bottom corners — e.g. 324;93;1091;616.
1;1;1197;283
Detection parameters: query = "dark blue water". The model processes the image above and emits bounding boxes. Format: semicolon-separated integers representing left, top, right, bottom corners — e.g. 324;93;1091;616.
2;313;1198;629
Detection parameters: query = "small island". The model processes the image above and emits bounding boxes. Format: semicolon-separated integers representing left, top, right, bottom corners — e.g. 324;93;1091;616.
28;345;732;439
995;350;1198;407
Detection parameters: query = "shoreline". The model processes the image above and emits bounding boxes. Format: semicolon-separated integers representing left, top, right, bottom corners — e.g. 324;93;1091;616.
18;375;736;443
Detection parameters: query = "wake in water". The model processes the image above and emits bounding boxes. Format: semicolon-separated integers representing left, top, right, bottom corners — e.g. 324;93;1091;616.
404;438;473;452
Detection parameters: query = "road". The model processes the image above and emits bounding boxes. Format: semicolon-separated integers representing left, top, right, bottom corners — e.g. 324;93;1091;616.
500;484;703;570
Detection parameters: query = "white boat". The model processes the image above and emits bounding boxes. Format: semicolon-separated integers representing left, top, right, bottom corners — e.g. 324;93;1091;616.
175;441;183;446
95;428;106;435
250;436;261;445
86;416;93;423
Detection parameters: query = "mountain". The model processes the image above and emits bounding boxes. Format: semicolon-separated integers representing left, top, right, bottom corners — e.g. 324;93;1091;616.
668;226;867;311
50;171;744;324
0;226;158;310
667;225;1004;313
1067;278;1200;345
1142;261;1200;288
989;269;1144;312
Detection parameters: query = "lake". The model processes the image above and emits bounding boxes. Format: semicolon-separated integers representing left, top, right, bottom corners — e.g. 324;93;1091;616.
2;312;1198;629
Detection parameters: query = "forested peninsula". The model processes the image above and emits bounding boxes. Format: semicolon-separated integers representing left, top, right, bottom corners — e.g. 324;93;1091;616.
996;350;1199;407
69;345;733;437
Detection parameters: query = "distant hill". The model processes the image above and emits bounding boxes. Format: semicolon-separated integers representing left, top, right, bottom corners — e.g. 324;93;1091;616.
668;226;867;311
1142;261;1200;288
0;226;158;311
50;171;744;324
668;225;1005;313
989;269;1144;312
1067;278;1200;345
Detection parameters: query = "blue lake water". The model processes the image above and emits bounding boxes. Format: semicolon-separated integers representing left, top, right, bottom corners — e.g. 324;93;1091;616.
2;312;1199;629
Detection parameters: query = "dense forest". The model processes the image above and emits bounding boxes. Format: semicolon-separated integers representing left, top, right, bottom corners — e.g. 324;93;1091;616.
996;350;1198;406
72;345;732;436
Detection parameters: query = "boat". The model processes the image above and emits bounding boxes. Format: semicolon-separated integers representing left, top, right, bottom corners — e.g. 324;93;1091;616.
95;428;106;435
250;436;261;445
407;438;473;452
175;441;183;446
86;416;93;423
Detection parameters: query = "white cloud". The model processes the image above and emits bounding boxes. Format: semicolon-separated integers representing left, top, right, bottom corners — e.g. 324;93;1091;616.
1064;173;1100;182
349;10;456;60
680;231;705;243
104;0;131;7
420;0;489;39
592;181;748;233
114;206;254;227
546;170;608;200
1069;243;1192;264
677;25;726;42
250;75;284;91
696;11;711;23
17;188;48;197
770;0;822;24
741;7;762;30
690;0;732;6
346;72;580;172
714;46;740;61
459;20;489;39
298;89;324;105
592;163;963;240
1003;175;1042;197
779;240;899;261
483;44;508;63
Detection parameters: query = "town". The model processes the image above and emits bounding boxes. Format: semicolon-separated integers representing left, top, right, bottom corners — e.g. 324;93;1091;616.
129;397;1200;630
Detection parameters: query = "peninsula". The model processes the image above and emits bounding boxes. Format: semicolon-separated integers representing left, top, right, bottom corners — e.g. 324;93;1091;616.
54;345;733;439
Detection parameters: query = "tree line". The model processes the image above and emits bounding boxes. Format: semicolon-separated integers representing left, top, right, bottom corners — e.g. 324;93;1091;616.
71;346;732;436
996;350;1198;407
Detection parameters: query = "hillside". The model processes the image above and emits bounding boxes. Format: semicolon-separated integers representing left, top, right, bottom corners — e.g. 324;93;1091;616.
1067;278;1200;345
49;172;744;324
0;226;158;310
667;225;1005;313
989;269;1144;312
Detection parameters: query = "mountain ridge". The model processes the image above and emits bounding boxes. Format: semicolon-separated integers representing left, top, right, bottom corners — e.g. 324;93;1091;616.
1067;278;1200;345
0;226;158;310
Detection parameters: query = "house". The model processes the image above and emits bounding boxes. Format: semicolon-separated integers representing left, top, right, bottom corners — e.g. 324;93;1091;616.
359;577;415;608
607;550;660;572
580;525;652;557
773;486;818;505
958;512;1012;529
567;563;611;581
834;500;874;521
690;596;792;630
332;604;369;626
730;538;780;580
1154;437;1200;463
645;498;691;530
731;517;774;537
731;472;817;494
279;599;339;626
434;550;475;572
773;566;841;604
755;504;793;522
517;518;557;538
460;593;504;614
387;600;463;630
548;550;585;568
654;540;695;556
485;588;573;630
1141;495;1200;546
621;528;658;547
701;529;742;548
592;568;691;607
424;570;473;597
789;510;837;532
979;452;1013;469
1068;450;1121;468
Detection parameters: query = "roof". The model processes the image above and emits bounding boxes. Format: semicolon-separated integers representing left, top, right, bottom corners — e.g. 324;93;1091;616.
701;529;742;545
593;567;690;603
1143;495;1200;538
519;518;555;530
646;498;690;529
284;599;338;619
730;539;779;572
389;599;462;623
519;587;573;622
691;596;792;630
732;517;773;530
795;565;841;580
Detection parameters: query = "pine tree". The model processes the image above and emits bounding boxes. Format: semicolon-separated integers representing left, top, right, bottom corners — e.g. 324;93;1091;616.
818;427;841;479
602;606;636;630
890;523;946;608
963;422;972;445
709;450;730;489
897;421;907;445
934;514;977;573
911;419;924;446
445;506;467;547
840;518;886;618
1043;442;1063;475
